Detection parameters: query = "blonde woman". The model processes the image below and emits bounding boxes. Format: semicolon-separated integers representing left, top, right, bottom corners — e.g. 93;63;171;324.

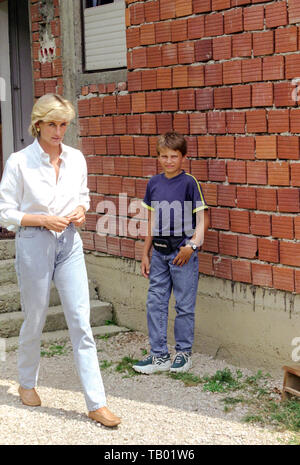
0;94;120;427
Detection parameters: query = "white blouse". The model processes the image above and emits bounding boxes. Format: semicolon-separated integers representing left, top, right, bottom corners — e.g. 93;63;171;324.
0;139;90;232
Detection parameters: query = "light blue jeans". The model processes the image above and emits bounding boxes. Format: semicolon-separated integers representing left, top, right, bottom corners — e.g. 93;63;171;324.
147;248;199;356
15;224;106;411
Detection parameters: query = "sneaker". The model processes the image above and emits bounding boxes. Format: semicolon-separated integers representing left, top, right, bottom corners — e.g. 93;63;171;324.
170;352;192;373
132;354;171;374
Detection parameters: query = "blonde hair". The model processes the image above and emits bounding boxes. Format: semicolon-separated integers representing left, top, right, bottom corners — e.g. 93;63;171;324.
29;93;75;138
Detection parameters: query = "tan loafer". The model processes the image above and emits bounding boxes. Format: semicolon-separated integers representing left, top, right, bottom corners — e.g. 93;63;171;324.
88;407;121;427
18;386;41;407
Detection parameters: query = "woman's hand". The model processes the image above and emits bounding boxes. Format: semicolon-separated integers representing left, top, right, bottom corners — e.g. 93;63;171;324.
65;206;86;227
42;216;70;232
141;255;150;278
173;245;194;267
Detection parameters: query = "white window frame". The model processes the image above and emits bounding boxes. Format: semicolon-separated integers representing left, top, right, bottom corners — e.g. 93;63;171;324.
82;0;127;72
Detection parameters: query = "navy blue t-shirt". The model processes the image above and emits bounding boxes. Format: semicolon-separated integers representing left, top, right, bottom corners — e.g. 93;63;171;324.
142;170;207;237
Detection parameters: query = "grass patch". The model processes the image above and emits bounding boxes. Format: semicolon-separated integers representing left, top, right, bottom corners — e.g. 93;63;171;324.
202;368;243;393
105;320;116;326
100;359;113;370
115;356;140;377
41;343;68;357
168;372;202;387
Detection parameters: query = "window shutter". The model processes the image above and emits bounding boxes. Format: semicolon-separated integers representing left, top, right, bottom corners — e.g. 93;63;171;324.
84;0;127;71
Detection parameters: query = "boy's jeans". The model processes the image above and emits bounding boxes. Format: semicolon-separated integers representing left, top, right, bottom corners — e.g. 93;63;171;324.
15;224;106;412
147;248;199;356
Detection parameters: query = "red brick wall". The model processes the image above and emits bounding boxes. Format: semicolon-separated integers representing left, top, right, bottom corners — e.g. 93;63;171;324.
31;0;300;294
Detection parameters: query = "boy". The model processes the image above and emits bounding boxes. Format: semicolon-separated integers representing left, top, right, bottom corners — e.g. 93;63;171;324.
133;132;209;374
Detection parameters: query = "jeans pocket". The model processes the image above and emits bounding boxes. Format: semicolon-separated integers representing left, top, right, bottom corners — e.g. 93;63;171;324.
19;228;39;239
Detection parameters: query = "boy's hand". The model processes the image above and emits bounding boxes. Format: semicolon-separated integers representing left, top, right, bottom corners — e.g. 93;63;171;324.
173;245;194;267
141;255;150;278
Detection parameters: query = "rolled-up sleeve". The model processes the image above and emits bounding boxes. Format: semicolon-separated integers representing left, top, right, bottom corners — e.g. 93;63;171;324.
78;153;90;213
0;157;25;231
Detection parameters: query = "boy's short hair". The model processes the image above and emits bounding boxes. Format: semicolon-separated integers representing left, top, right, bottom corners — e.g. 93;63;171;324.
156;132;187;156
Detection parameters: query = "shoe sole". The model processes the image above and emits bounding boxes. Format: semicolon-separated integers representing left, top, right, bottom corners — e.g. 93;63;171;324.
170;360;192;373
132;362;171;375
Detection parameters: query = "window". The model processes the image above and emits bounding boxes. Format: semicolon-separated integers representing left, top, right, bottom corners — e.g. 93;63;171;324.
83;0;127;72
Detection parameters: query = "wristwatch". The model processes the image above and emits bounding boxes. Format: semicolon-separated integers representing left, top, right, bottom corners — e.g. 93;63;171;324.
186;240;198;251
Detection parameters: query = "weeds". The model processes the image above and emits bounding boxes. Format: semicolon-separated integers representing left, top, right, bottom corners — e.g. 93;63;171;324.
115;356;140;378
168;372;202;387
41;343;68;357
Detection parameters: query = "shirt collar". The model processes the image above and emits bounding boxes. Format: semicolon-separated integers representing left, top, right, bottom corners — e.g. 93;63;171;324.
33;138;68;162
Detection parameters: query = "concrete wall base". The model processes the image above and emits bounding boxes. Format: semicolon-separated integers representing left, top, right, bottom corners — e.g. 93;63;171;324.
85;252;300;375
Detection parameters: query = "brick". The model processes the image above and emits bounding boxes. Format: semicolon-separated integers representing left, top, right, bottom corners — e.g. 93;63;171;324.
142;114;157;134
193;0;211;14
268;161;289;186
78;99;90;117
232;260;252;283
213;36;231;61
202;184;217;206
171;19;187;42
252;263;272;287
107;137;121;155
238;235;257;259
128;157;143;177
188;65;205;87
196;88;213;110
103;96;117;115
258;238;279;263
253;31;274;57
175;0;193;17
157;68;172;89
232;32;252;58
195;39;212;62
246;110;267;133
219;232;238;256
214;87;232;109
205;63;223;86
227;160;246;183
191;159;208;181
132;48;147;69
290;109;300;132
232;84;251;108
173;66;188;87
127;115;141;134
273;267;295;292
134;137;149;156
114;157;129;177
202;230;219;253
252;83;273;107
207;112;226;134
120;136;134;155
88;118;101;136
218;184;236;207
263;56;284;81
211;208;230;230
244;5;264;31
268;110;289;134
275;26;297;53
255;136;277;159
237;186;256;209
94;137;107;155
286;54;300;80
212;0;230;9
122;177;136;197
205;13;223;37
230;210;250;233
256;188;277;211
289;0;300;24
160;0;176;19
208;159;226;182
179;89;195;110
156;113;173;134
126;27;140;49
291;162;300;186
188;16;205;40
272;215;294;240
274;82;296;107
173;113;189;134
217;136;235;158
155;21;171;43
250;212;271;236
280;242;300;267
198;136;216;157
132;93;146;113
277;188;300;212
226;111;245;134
235;137;255;160
130;3;145;25
224;8;243;34
247;161;267;185
189;113;207;134
213;257;232;280
186;136;198;157
145;1;160;22
147;46;162;68
198;252;214;276
162;43;178;66
265;1;287;28
223;61;242;85
141;70;157;91
295;217;300;239
162;90;178;111
146;91;162;112
242;58;262;83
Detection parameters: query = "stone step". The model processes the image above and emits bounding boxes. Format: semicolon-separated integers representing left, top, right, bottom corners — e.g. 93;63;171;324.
0;299;113;338
0;281;98;314
0;240;15;260
4;324;130;352
0;259;17;285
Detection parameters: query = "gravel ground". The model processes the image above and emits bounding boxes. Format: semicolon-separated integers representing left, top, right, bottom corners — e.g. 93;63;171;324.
0;331;295;445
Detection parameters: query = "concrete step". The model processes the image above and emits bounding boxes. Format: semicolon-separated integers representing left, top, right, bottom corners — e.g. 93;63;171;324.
0;240;15;260
4;324;130;352
0;281;98;314
0;299;113;338
0;259;17;285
